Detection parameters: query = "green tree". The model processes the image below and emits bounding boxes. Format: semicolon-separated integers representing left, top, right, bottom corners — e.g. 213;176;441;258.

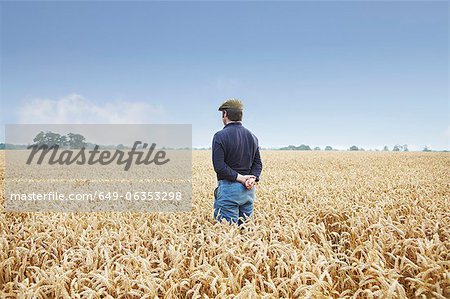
280;145;296;150
32;131;46;145
298;144;311;151
46;132;62;146
68;133;87;149
32;131;62;147
349;145;359;151
324;145;333;151
58;135;68;147
393;144;402;151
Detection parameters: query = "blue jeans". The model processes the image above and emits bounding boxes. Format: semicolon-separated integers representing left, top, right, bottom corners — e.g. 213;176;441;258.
213;180;256;225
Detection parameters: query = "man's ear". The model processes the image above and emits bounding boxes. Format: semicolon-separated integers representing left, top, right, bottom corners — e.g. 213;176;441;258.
222;111;226;118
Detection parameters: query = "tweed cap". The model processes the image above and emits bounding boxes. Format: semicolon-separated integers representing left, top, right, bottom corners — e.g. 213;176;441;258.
218;98;244;111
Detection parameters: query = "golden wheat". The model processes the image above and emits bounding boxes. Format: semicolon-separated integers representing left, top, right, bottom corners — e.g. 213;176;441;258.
0;151;449;298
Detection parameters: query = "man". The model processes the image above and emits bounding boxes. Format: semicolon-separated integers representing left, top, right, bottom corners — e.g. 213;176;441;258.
212;98;263;225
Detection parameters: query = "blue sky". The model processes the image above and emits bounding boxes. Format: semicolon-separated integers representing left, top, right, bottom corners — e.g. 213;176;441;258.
1;1;448;150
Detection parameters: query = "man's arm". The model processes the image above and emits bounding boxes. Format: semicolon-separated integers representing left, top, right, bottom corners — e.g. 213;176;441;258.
250;147;263;182
212;134;239;181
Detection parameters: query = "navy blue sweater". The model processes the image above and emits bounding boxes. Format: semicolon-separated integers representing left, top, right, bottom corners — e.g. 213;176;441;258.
212;122;262;182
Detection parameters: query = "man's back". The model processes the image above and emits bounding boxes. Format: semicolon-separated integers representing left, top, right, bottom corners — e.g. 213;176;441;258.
212;122;262;182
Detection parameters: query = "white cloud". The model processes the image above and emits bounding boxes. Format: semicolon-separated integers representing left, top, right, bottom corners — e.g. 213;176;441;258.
18;93;164;124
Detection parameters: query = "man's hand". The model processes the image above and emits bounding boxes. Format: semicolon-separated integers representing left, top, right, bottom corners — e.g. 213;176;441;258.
245;177;256;190
236;174;256;190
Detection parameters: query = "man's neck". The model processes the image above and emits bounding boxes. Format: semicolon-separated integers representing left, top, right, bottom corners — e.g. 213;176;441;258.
224;120;241;125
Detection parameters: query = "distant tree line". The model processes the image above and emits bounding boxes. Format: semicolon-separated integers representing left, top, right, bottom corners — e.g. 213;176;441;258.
0;137;447;152
0;131;88;149
280;145;335;151
0;143;28;150
31;131;88;149
0;131;189;150
274;144;444;152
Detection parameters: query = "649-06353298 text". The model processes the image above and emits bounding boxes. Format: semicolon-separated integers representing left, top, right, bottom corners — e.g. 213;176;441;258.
9;191;184;202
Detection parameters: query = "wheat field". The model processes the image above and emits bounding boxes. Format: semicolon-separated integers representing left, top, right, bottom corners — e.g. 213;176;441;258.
0;151;449;298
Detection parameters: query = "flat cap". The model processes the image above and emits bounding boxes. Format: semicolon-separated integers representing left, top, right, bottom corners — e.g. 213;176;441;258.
218;98;243;111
